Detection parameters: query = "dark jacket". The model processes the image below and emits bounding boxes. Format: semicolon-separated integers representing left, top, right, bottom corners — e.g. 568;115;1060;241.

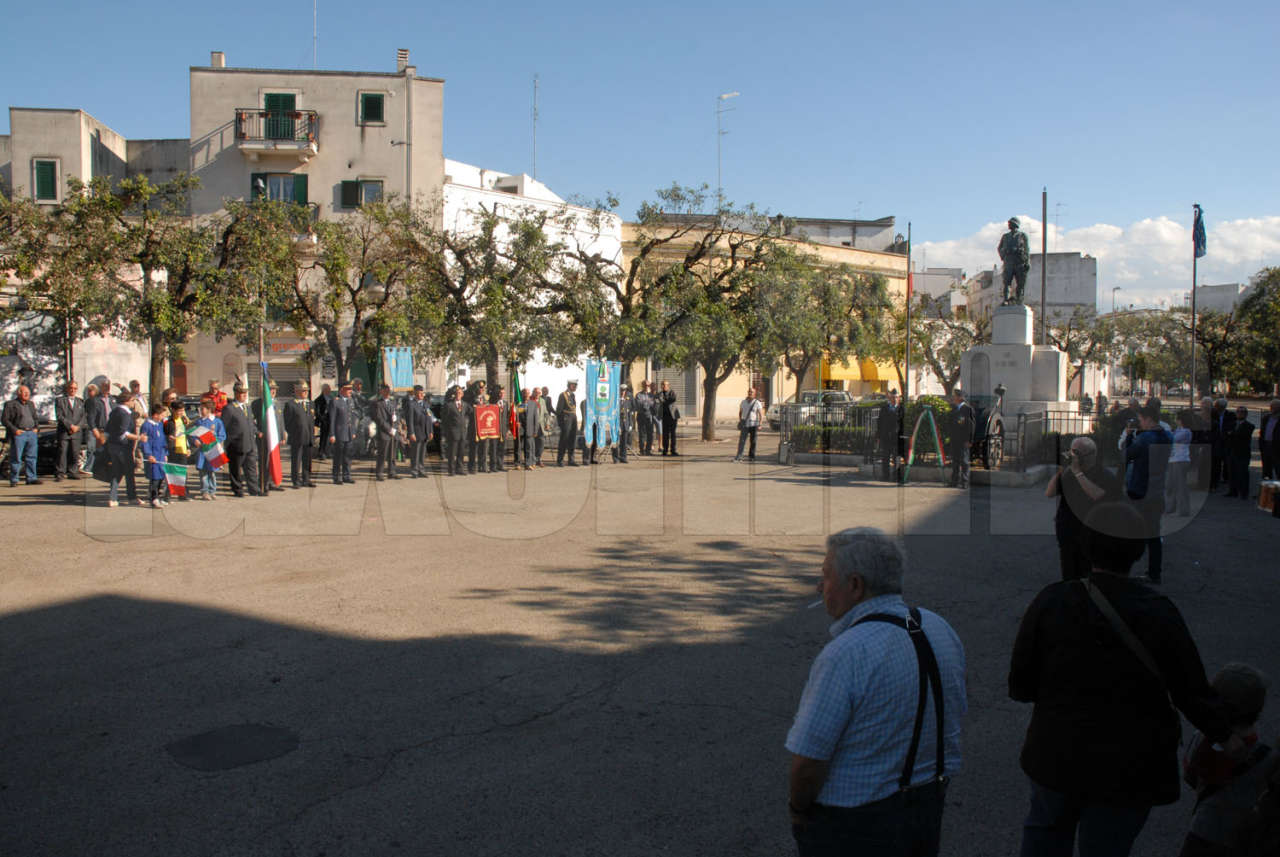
950;400;975;447
1051;464;1122;538
283;399;315;447
1124;427;1173;500
1010;574;1230;807
1229;418;1255;459
313;392;330;428
86;395;109;434
221;400;256;450
55;395;85;434
877;403;901;447
556;391;577;423
403;396;433;441
1211;409;1237;451
328;396;355;443
441;398;471;442
658;390;678;422
3;399;39;438
371;396;398;438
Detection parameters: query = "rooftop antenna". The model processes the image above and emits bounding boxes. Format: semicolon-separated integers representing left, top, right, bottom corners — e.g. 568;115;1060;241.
532;74;539;180
1053;201;1066;251
312;0;317;68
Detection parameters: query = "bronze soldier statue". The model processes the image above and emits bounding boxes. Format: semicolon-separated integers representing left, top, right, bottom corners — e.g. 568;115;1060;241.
998;217;1031;305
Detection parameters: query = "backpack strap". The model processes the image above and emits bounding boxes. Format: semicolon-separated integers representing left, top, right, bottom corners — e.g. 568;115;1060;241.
851;607;946;790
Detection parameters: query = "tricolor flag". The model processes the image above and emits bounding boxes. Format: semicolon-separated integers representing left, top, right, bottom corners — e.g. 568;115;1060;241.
186;424;228;469
162;463;188;498
260;362;283;487
509;367;523;436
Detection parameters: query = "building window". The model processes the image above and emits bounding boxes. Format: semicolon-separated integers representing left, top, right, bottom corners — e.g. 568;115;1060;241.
251;172;309;205
264;93;298;141
359;93;385;125
340;179;384;209
34;159;58;201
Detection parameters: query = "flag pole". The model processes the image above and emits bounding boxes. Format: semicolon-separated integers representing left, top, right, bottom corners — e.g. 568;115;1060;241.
1189;203;1200;410
904;222;912;403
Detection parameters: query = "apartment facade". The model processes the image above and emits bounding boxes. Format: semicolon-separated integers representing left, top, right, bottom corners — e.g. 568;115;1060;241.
969;251;1099;322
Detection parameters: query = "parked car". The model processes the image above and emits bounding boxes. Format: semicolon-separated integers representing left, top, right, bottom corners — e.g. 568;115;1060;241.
774;390;856;428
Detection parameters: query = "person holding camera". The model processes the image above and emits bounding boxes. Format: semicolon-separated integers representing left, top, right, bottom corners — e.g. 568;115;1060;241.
1122;400;1174;584
1045;437;1121;580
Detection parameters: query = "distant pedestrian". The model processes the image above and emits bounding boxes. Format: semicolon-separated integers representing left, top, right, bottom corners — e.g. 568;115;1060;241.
1122;399;1172;583
3;385;41;486
734;387;763;462
658;380;679;456
1209;398;1236;492
948;389;974;489
1010;502;1237;857
1228;406;1256;500
1165;410;1194;517
54;380;85;481
787;527;967;857
878;390;903;482
1259;399;1280;480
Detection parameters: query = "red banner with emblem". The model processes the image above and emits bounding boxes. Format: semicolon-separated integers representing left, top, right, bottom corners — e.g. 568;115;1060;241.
475;404;501;440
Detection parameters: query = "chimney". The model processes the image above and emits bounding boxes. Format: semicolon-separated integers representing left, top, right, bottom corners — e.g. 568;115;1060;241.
396;49;410;72
210;51;226;68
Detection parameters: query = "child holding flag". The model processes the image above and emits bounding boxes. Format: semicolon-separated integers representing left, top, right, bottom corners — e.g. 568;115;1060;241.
141;402;170;508
192;398;227;500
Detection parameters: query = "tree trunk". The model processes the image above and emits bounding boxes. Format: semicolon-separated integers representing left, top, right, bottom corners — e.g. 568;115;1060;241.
700;368;719;442
148;330;167;404
485;348;500;397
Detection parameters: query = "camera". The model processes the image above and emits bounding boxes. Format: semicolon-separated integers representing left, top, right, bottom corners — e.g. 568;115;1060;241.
1062;450;1074;465
1126;418;1139;429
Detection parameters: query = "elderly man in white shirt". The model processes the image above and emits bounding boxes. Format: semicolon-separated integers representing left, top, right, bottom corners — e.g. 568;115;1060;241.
734;387;764;462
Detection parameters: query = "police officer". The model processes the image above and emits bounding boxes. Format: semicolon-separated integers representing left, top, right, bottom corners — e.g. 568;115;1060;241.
441;385;470;476
283;381;316;488
371;384;400;481
465;380;488;473
489;385;511;473
328;381;357;485
403;385;433;477
949;388;974;489
222;382;262;497
556;380;579;466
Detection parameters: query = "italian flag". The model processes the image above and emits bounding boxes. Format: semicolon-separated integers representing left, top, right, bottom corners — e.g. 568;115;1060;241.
187;424;228;469
260;362;283;487
162;463;188;498
510;368;522;436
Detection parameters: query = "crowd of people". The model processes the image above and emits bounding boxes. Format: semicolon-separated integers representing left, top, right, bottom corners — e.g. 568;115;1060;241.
2;374;703;504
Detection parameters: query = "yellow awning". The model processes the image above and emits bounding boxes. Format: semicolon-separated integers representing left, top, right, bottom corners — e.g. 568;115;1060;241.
821;357;862;381
819;356;896;383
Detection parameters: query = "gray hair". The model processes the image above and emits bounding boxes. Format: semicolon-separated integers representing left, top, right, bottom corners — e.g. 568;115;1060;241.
826;527;905;596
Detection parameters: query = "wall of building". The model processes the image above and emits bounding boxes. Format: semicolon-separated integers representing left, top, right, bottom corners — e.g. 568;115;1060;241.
82;113;127;185
8;108;86;203
188;60;444;219
0;134;11;193
971;252;1098;321
126;139;188;184
1195;283;1252;314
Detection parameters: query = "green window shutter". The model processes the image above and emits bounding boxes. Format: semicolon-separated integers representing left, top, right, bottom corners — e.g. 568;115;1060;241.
264;93;297;140
34;161;57;200
340;180;361;208
264;93;296;112
292;174;308;206
250;172;267;200
361;93;384;123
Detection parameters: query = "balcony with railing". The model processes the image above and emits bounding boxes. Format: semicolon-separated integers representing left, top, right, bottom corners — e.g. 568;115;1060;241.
234;108;319;162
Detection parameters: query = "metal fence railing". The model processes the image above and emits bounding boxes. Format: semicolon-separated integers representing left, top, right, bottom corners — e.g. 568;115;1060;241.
235;108;319;144
779;402;881;461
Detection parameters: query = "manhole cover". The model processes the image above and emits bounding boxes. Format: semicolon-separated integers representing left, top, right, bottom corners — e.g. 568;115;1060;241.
165;724;299;771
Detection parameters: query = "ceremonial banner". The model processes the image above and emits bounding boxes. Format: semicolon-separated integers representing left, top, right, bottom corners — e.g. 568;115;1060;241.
162;463;188;498
474;404;501;440
382;347;415;391
583;360;622;444
259;362;283;487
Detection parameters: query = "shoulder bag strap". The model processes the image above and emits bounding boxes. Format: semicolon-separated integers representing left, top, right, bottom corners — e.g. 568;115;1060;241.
1078;579;1165;689
852;608;946;790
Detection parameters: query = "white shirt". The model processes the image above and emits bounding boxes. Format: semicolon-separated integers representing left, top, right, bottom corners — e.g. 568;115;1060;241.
739;398;763;427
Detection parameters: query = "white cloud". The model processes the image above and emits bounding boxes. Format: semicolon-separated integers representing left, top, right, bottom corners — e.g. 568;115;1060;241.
916;215;1280;310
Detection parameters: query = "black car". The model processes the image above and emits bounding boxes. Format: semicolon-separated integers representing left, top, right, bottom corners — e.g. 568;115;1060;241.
1;425;61;480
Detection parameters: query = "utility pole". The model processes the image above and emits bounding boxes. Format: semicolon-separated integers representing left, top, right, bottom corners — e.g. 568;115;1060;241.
1040;188;1048;345
904;222;913;402
716;92;739;216
531;74;539;180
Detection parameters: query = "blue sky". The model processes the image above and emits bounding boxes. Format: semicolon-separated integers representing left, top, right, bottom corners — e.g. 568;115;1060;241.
3;0;1277;303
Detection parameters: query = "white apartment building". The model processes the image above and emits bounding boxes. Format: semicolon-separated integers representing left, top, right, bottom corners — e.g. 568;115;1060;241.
969;251;1098;322
1191;282;1253;314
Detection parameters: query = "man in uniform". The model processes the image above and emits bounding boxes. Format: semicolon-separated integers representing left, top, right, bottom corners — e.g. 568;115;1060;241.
328;382;356;485
877;390;903;483
221;382;262;497
489;384;511;473
54;380;86;481
465;380;488;474
314;383;332;461
948;388;974;489
614;384;633;463
556;380;580;466
658;380;679;456
522;388;543;470
634;380;657;455
997;216;1031;305
403;385;433;477
441;385;470;476
371;383;400;481
283;381;316;489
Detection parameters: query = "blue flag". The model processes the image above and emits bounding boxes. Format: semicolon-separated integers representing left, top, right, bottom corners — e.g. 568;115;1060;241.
583;360;622;444
1193;204;1206;259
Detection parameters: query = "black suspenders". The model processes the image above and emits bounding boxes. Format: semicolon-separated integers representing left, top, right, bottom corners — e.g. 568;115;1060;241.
852;607;947;791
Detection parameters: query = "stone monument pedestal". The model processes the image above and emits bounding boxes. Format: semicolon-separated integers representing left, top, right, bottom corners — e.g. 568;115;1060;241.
961;304;1077;415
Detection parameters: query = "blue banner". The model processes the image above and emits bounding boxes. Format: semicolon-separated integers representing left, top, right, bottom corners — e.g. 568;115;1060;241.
382;347;415;390
583;360;622;444
1193;204;1206;259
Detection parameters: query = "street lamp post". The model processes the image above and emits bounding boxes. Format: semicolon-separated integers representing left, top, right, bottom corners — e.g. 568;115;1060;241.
716;92;739;216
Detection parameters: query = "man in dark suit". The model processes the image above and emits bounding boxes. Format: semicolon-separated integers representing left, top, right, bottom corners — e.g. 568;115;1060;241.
328;382;356;484
521;389;542;470
221;382;262;497
556;380;580;466
1227;406;1256;500
633;381;657;455
441;385;470;476
1208;398;1236;492
613;385;634;463
283;381;316;488
948;389;975;489
464;380;488;473
1258;398;1279;481
313;383;331;461
54;380;86;481
877;389;903;483
489;385;511;473
403;385;433;477
658;380;679;456
371;383;399;481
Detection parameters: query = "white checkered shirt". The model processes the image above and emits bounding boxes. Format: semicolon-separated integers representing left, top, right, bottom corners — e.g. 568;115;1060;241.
785;594;967;807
